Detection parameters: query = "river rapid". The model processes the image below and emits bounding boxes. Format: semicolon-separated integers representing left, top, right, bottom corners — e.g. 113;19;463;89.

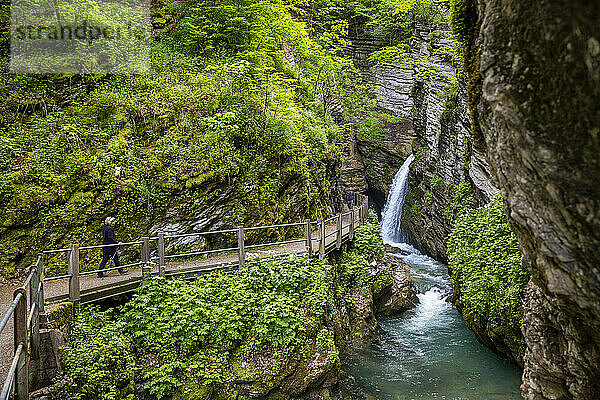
342;244;522;399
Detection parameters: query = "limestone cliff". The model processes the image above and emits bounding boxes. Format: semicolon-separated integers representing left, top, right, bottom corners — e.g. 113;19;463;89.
342;15;498;261
340;37;415;213
465;0;600;398
403;20;498;262
338;5;539;369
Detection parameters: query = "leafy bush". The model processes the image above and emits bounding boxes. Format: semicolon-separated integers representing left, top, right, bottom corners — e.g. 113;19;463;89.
339;211;389;295
54;256;337;399
430;173;444;191
55;307;135;400
447;196;529;330
357;116;387;141
351;210;385;262
120;255;335;397
446;181;474;221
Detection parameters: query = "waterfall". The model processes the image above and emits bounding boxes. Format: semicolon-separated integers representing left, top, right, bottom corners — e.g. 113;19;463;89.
381;154;415;244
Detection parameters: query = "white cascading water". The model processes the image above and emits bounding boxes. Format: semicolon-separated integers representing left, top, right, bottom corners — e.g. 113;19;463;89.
381;154;415;244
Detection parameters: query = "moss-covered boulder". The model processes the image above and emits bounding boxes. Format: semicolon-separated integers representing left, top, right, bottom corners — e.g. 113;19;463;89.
374;256;417;316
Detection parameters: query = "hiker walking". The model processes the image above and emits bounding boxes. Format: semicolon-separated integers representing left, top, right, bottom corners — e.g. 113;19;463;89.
346;190;355;209
98;216;127;278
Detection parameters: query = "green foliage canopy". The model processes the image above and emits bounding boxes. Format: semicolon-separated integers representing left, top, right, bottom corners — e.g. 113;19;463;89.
0;0;374;278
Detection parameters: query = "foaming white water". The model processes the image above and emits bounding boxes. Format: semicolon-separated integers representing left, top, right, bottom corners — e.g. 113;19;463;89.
400;252;441;269
344;167;523;399
389;243;450;294
381;154;414;243
385;241;422;255
410;287;451;330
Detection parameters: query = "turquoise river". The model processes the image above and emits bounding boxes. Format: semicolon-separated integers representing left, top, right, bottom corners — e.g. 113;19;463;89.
343;244;523;400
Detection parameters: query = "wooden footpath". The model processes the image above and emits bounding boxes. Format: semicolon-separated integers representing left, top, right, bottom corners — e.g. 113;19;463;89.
0;196;369;400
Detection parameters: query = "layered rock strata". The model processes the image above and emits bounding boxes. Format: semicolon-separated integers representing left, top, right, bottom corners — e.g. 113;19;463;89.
469;0;600;397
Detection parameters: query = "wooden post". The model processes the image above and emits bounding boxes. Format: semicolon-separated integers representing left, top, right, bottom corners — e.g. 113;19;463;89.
68;244;80;305
158;233;165;277
304;221;312;258
13;288;28;400
29;265;38;318
37;254;45;311
359;203;363;224
336;214;342;249
238;227;245;267
319;220;325;259
29;265;40;358
350;209;355;240
141;237;150;282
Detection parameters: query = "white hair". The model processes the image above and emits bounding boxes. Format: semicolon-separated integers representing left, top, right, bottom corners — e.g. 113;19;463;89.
105;216;115;225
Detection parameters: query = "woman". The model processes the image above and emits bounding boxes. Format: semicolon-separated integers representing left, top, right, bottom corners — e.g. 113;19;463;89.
97;216;127;278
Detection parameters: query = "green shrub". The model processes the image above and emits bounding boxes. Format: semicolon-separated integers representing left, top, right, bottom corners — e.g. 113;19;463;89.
339;211;389;296
351;210;385;262
357;116;386;141
430;173;444;191
448;181;474;220
447;196;529;331
121;255;334;397
55;307;135;400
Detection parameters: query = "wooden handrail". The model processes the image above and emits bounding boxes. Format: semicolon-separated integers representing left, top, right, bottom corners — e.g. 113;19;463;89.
1;195;370;400
1;255;44;400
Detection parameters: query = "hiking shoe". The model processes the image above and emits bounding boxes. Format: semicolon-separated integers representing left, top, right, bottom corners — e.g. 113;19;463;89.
97;273;104;278
119;269;129;275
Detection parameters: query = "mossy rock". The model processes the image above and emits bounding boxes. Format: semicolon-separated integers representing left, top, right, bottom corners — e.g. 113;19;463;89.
46;301;74;331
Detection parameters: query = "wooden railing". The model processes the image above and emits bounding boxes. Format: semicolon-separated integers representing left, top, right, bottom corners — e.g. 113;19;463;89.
0;255;44;400
0;194;369;399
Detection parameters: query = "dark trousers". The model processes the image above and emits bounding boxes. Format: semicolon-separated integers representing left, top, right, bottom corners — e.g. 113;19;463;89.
98;248;122;276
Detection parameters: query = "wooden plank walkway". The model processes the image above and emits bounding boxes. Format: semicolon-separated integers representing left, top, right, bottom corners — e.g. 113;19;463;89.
42;218;353;305
0;198;369;391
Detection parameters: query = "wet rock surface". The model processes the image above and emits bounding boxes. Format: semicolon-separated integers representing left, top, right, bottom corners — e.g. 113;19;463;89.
344;18;498;260
343;11;509;362
374;256;417;315
471;0;600;397
403;21;497;262
29;329;66;392
355;118;414;213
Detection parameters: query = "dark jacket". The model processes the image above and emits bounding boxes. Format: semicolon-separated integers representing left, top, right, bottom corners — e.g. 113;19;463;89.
102;225;118;251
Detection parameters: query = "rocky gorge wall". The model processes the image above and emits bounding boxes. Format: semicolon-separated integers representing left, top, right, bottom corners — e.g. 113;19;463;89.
467;0;600;398
342;18;498;261
403;21;499;262
339;8;532;367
